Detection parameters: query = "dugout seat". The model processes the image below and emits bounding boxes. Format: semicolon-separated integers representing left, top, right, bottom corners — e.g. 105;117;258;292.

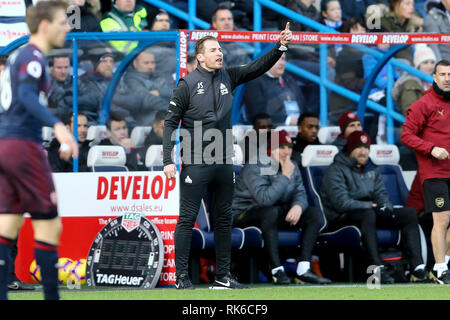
87;145;128;172
317;126;341;144
191;199;245;250
369;144;427;263
369;144;406;205
232;125;252;145
301;144;400;247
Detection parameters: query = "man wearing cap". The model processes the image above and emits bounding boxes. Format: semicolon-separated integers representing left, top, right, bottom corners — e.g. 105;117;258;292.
232;130;331;285
401;59;450;284
100;0;148;53
321;130;429;283
333;111;362;151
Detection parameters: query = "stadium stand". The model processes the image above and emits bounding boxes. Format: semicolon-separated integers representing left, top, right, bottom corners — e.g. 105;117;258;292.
42;126;55;148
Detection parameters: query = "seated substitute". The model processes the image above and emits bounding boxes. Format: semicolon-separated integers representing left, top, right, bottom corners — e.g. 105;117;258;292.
139;109;166;160
333;111;362;151
232;130;331;285
320;130;430;283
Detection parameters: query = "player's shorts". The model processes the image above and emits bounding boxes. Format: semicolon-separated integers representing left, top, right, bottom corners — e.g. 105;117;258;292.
423;178;450;213
0;138;58;219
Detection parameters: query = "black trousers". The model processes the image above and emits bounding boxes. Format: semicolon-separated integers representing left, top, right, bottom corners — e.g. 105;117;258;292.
327;207;423;269
175;164;234;278
233;205;322;270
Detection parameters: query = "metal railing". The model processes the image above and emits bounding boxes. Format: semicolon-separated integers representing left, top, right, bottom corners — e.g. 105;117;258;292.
252;0;432;144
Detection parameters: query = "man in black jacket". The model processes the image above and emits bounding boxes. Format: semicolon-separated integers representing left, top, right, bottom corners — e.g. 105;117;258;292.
321;130;430;283
163;24;293;290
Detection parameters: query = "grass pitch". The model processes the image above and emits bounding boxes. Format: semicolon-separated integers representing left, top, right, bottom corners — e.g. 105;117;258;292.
8;283;450;300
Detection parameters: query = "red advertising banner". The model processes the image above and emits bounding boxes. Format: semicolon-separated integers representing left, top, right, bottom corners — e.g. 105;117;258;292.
188;30;450;45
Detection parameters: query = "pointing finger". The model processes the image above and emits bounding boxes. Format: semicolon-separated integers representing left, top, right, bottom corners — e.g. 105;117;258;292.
285;22;290;31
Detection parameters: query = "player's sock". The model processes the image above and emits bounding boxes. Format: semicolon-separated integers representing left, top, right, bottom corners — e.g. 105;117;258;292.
34;240;59;300
0;236;15;300
445;255;450;266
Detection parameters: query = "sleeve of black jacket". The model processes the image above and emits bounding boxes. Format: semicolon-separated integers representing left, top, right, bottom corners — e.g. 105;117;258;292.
162;79;190;166
226;41;286;90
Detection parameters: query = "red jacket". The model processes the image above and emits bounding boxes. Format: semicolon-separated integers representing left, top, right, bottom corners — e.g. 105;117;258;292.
401;87;450;186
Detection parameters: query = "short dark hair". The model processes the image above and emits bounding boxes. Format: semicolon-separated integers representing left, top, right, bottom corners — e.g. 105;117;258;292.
26;0;68;35
297;112;319;126
433;59;450;74
252;112;272;127
153;110;167;124
105;110;126;130
195;35;218;56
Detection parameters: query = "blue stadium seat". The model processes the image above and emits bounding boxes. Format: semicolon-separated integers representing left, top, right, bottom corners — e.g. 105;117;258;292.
87;145;128;172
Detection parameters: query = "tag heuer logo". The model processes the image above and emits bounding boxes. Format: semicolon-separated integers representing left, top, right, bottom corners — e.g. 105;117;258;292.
435;197;445;208
122;213;141;232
